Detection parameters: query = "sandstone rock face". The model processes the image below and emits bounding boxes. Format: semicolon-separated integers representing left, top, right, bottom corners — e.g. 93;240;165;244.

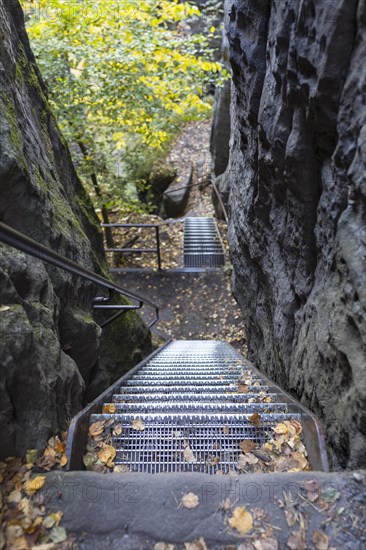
226;0;366;468
0;0;151;459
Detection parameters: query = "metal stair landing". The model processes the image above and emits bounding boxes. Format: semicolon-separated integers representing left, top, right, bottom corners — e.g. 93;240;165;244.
183;217;225;268
72;340;328;474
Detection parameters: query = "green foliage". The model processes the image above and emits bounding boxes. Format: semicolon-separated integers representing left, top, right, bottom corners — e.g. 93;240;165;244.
22;0;228;208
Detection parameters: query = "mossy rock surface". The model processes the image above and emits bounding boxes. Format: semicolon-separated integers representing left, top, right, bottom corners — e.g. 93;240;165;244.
0;0;151;459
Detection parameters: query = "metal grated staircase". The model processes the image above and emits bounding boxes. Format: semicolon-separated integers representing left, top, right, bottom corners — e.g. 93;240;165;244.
71;340;328;473
183;217;225;268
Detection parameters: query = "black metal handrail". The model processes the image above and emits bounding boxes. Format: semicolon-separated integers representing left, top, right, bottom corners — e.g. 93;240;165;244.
101;223;162;270
0;222;159;328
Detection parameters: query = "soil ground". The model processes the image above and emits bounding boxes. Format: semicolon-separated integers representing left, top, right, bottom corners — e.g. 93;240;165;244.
105;119;247;353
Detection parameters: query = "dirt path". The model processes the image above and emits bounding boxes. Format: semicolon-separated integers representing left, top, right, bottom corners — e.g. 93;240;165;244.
106;119;246;353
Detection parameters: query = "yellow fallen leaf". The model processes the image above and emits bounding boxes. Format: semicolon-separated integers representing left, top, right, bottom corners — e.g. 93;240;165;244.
223;426;230;435
25;475;46;495
89;421;105;437
98;445;116;465
131;419;145;431
273;423;288;435
229;506;253;534
0;305;10;312
103;403;117;414
60;454;68;468
182;492;199;509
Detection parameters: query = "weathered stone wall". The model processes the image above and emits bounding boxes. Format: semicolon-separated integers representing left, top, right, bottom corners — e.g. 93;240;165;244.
0;0;151;459
226;0;366;468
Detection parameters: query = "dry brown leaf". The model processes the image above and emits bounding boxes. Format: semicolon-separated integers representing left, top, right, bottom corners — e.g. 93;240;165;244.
183;444;197;463
284;510;297;527
89;421;105;437
228;507;253;534
238;384;249;393
223;426;230;435
312;530;329;550
131;419;145;431
253;538;278;550
184;537;208;550
239;439;256;454
287;530;306;550
249;413;261;427
25;475;46;495
154;544;175;550
182;492;199;509
103;404;117;414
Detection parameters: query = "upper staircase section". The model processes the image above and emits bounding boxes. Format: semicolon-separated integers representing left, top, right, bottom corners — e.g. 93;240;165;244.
183;217;225;268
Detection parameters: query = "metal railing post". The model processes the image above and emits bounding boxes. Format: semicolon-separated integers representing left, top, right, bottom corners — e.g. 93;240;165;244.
156;225;162;270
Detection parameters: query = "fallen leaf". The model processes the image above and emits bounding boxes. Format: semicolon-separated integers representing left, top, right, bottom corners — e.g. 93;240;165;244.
238;384;249;393
89;421;105;437
249;413;261;427
83;452;97;470
103;404;117;414
223;426;230;435
154;544;175;550
113;424;123;436
312;530;329;550
273;423;288;435
60;454;68;468
239;440;256;454
253;538;278;550
228;507;253;534
131;419;145;431
98;445;116;466
220;498;231;511
25;476;46;495
287;530;306;550
113;464;130;474
182;492;199;509
49;526;67;543
184;537;208;550
284;510;297;527
0;305;10;312
25;449;38;465
183;444;197;463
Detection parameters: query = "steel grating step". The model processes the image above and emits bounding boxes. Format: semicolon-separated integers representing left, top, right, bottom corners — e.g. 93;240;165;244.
112;393;279;403
90;413;303;474
74;340;328;474
183;217;225;268
101;402;289;414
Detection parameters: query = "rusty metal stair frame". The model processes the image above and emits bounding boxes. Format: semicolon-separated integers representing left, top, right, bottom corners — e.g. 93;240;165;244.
66;340;329;473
